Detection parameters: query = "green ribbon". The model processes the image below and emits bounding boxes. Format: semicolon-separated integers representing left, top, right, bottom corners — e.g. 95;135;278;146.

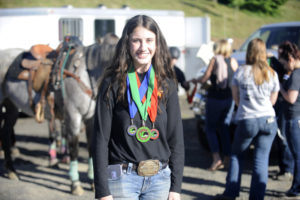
127;66;155;121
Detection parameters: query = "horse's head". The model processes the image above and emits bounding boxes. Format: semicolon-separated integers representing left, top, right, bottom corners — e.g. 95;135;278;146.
51;36;88;96
61;36;83;52
54;36;85;74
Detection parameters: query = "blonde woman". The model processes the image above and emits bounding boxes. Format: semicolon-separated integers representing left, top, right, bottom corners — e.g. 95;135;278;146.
193;39;238;171
216;38;279;200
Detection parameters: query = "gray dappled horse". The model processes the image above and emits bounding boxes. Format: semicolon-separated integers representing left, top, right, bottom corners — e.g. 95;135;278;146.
0;34;118;195
46;34;119;195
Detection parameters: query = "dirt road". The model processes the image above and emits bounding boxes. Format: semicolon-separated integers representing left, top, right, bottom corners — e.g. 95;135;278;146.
0;97;290;200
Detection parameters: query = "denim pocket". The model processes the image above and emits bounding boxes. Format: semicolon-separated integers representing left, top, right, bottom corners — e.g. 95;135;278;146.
161;166;171;179
262;117;278;135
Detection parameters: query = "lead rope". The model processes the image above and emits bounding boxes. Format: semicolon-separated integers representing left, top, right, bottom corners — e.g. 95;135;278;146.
60;46;71;100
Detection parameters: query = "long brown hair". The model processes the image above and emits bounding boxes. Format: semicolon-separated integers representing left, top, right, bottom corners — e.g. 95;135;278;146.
100;15;175;102
246;38;275;85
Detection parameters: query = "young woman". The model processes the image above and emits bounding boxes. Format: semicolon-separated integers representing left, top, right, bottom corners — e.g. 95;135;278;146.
192;39;238;171
278;41;300;198
92;15;184;200
217;38;279;200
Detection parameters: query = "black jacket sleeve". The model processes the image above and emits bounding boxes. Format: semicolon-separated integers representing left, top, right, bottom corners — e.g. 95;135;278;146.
92;79;114;199
166;81;185;193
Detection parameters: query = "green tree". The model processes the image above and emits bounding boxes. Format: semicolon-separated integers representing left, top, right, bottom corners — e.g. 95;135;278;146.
218;0;288;15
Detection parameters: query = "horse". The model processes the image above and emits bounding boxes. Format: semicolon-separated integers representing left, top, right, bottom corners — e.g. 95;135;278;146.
0;33;118;195
52;34;118;195
0;48;25;103
0;49;24;179
0;46;66;179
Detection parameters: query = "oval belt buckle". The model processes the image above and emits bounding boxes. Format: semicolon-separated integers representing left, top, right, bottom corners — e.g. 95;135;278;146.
137;160;160;176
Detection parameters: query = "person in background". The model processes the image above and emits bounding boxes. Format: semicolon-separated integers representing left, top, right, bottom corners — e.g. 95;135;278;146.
268;49;294;182
169;47;190;92
278;41;300;198
92;15;184;200
192;39;238;171
216;38;279;200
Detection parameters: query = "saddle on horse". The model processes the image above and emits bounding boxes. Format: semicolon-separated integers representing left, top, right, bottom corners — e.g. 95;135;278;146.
17;44;54;123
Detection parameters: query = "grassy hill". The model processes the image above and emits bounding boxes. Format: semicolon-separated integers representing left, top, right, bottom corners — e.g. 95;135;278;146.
1;0;300;48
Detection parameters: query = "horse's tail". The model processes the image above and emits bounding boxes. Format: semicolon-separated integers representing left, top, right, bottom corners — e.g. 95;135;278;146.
0;48;25;103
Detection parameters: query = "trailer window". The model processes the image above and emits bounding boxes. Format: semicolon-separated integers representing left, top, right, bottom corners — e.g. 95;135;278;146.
59;18;83;41
94;20;115;43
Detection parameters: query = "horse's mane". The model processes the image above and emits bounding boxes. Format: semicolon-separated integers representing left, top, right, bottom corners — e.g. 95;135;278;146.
85;33;119;71
84;33;119;95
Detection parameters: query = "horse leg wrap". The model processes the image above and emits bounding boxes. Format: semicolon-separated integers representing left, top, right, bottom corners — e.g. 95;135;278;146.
87;157;94;180
49;142;56;159
60;137;66;154
69;160;79;182
48;142;59;166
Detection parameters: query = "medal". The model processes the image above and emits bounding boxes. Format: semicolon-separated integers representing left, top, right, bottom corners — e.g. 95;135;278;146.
127;119;137;136
136;121;151;142
150;129;159;140
150;123;159;140
127;65;159;143
136;126;151;143
127;125;137;136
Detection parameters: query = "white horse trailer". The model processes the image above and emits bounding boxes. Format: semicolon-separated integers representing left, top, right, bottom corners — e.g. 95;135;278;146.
0;6;210;93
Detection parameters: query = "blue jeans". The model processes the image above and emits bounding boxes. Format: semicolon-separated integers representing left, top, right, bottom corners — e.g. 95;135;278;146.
223;116;277;200
276;111;294;174
108;166;171;200
274;99;294;174
285;117;300;193
205;97;234;156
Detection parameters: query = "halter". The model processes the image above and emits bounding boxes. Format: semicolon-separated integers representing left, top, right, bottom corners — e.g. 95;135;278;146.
54;36;93;99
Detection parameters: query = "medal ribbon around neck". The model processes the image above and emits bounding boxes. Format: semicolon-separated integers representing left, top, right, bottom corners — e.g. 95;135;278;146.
127;65;158;142
135;70;158;123
136;71;159;141
126;66;150;136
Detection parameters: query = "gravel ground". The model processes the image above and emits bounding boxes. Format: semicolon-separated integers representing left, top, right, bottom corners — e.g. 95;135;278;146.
0;96;290;200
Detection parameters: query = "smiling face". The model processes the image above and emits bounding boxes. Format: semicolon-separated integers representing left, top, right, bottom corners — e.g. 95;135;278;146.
129;26;156;73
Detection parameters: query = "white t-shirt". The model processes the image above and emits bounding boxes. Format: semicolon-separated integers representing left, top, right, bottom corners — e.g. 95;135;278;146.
232;65;280;120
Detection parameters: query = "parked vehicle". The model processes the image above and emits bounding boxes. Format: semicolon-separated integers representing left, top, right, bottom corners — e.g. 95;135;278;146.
232;21;300;66
189;67;210;150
